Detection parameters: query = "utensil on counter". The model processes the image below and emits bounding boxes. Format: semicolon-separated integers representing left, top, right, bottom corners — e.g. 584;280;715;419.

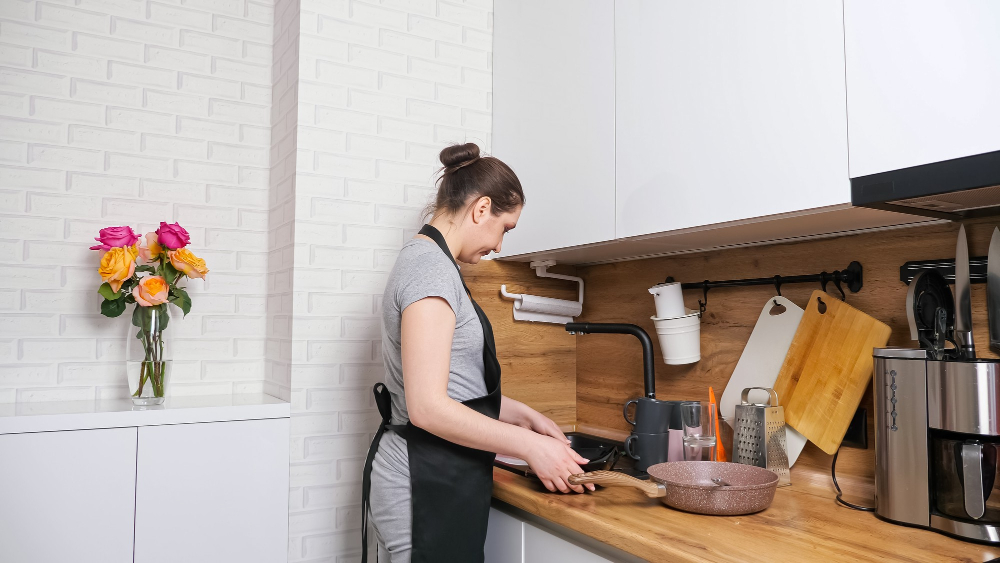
720;296;808;466
988;227;1000;355
624;433;672;471
733;387;790;486
623;397;681;434
955;224;976;359
708;387;726;462
681;401;717;462
648;281;685;319
906;269;954;358
569;462;779;516
773;290;891;454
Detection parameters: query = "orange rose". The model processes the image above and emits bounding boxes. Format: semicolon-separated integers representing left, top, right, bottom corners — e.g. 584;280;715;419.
137;232;163;262
169;248;209;279
132;276;169;307
98;245;138;292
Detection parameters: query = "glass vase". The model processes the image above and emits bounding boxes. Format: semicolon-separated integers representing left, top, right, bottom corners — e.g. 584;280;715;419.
126;304;172;405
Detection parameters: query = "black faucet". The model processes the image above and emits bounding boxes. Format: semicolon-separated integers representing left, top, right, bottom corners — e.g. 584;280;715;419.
565;323;656;399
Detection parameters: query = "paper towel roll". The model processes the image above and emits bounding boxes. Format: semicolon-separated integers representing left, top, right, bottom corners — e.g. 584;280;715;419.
514;294;583;318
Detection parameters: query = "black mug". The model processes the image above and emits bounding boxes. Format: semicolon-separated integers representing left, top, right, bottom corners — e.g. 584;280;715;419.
623;397;683;434
624;432;672;472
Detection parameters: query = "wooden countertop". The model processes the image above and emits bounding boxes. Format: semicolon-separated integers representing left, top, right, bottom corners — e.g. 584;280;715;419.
492;466;1000;562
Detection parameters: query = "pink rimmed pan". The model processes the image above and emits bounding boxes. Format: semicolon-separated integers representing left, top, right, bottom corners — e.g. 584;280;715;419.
568;461;778;516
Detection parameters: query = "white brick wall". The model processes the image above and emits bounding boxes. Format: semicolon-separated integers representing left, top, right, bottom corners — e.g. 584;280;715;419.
0;0;274;403
285;0;493;560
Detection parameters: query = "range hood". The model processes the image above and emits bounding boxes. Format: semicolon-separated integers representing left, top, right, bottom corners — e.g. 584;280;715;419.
851;149;1000;220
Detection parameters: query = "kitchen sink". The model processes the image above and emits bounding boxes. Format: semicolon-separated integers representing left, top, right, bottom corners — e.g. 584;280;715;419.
494;432;632;475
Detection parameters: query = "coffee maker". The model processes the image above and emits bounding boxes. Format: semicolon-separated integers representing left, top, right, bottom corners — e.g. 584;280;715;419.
874;348;1000;543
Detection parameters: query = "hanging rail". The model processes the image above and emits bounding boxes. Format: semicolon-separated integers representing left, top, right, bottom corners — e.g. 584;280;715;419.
899;256;988;285
665;261;863;314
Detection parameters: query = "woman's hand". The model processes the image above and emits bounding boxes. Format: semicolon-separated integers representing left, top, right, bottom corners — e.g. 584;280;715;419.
522;434;595;494
524;411;569;444
500;396;569;444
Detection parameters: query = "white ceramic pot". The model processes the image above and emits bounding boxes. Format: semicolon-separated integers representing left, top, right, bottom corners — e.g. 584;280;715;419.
648;282;685;319
652;311;701;365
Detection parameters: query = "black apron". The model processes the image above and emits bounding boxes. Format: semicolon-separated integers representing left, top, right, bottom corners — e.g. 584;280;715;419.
362;224;502;563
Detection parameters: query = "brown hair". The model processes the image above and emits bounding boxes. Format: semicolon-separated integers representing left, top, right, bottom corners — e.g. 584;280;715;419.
429;143;525;218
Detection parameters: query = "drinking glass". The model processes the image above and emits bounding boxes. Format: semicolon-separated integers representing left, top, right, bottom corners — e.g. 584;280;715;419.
681;401;717;461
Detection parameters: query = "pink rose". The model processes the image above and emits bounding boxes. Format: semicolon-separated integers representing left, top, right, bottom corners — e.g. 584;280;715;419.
155;222;190;250
89;226;139;251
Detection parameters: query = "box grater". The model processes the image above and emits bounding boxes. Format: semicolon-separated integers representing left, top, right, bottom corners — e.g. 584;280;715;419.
733;387;791;486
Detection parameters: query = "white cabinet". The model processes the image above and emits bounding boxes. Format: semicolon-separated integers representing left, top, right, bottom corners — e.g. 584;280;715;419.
486;506;616;563
0;428;138;563
524;523;612;563
493;0;616;257
485;507;524;563
134;418;290;563
615;0;851;238
844;1;1000;178
0;394;290;563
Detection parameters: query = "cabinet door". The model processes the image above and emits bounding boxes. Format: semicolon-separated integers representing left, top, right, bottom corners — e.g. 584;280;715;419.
523;523;611;563
0;428;137;563
134;418;290;563
493;0;616;256
616;0;850;238
844;1;1000;177
485;507;524;563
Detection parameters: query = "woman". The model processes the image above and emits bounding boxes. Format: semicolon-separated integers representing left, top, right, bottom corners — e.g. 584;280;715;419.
361;143;593;563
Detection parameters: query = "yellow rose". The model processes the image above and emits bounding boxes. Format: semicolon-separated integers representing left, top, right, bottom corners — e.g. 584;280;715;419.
137;232;163;262
169;248;209;279
132;276;169;306
98;245;138;292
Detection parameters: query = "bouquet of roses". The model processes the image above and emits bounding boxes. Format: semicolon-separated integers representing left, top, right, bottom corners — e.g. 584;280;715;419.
91;222;208;402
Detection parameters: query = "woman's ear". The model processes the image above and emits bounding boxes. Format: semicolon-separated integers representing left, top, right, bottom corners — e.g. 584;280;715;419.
470;196;492;224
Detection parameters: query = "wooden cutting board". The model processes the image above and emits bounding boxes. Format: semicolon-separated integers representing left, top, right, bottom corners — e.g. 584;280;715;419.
773;290;891;455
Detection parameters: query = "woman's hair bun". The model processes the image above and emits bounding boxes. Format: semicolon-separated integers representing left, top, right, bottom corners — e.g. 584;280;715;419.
439;143;480;168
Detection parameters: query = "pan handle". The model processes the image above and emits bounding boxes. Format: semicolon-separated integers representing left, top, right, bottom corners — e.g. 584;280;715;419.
568;471;666;498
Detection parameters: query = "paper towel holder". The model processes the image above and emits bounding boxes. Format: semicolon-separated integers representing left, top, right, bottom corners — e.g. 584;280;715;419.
499;260;584;325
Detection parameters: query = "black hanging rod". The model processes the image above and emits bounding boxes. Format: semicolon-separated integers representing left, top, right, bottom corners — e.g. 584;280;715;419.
665;261;863;314
899;256;988;285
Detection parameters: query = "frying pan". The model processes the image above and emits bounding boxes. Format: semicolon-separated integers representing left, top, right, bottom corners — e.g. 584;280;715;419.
569;461;778;516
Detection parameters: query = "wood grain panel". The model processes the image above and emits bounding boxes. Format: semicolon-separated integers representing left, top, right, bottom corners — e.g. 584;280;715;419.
570;217;1000;482
463;259;578;426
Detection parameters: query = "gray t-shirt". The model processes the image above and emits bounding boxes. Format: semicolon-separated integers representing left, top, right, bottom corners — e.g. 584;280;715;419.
373;236;487;474
369;237;488;561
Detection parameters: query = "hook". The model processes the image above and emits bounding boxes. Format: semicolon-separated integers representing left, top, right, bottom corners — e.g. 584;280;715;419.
697;283;709;316
832;271;846;301
773;275;782;297
819;272;830;293
817;296;828;314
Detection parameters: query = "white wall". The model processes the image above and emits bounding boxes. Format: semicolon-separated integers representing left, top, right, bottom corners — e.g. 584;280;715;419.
0;0;277;403
284;0;493;560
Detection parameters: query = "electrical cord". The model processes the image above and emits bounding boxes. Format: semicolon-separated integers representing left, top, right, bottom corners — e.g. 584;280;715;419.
831;448;876;512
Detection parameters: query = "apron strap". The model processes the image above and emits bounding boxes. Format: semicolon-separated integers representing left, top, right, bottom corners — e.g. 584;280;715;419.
362;382;393;563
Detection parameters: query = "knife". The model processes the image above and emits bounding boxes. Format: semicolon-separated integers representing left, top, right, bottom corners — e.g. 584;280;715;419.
955;224;975;359
988;227;1000;355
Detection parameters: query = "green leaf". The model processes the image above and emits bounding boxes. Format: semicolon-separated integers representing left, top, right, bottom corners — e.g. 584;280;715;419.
101;297;127;318
131;303;152;330
168;286;192;317
136;328;145;340
124;293;135;304
155;304;169;331
135;265;155;273
163;262;180;285
98;282;121;301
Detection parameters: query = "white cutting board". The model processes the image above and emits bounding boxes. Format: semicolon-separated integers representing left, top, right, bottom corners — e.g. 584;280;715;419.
721;296;808;466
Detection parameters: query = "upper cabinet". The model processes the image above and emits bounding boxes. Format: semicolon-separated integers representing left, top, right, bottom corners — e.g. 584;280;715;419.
844;1;1000;178
615;0;852;238
492;0;616;258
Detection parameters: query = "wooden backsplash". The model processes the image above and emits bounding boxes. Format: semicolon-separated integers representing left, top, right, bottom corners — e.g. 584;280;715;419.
467;216;1000;488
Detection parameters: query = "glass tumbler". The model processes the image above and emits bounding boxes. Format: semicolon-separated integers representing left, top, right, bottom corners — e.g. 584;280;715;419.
681;401;717;461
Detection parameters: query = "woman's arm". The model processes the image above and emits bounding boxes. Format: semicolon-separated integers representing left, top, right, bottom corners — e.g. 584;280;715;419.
402;297;592;494
500;396;569;444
